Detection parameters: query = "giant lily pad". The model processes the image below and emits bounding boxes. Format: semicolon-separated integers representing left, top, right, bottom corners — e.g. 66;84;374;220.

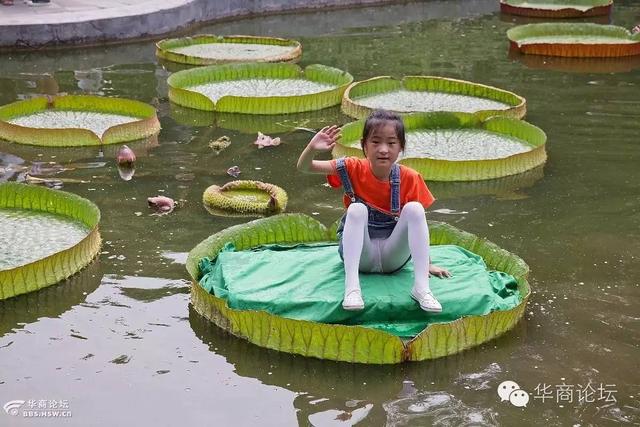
156;35;302;65
203;180;288;217
0;183;101;300
186;213;530;364
507;23;640;58
333;112;547;181
168;63;353;114
342;76;526;120
500;0;612;18
0;95;160;147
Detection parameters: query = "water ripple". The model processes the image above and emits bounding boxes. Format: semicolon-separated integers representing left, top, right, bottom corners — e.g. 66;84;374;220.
384;392;498;427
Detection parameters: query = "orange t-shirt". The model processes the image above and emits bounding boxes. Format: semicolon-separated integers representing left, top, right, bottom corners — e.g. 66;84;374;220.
327;157;435;214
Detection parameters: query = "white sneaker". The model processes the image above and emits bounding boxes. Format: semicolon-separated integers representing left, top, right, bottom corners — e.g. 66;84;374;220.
342;289;364;311
411;288;442;312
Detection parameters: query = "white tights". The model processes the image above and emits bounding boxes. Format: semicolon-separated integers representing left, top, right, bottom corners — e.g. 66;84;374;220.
341;201;430;296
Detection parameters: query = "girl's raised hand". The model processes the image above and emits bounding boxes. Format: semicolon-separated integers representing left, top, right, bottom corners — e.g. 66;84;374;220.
308;125;341;152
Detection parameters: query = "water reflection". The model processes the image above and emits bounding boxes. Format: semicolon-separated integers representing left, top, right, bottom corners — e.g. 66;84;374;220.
169;104;348;134
0;133;159;164
157;58;196;74
509;50;640;74
0;151;25;182
498;13;612;25
102;274;190;304
188;305;527;425
74;69;104;93
384;392;498;426
0;260;102;336
429;165;544;200
117;164;136;181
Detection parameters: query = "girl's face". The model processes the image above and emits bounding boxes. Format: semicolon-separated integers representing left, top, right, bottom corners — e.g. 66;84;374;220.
362;122;402;171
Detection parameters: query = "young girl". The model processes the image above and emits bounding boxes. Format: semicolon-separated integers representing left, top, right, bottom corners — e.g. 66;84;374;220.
297;109;451;312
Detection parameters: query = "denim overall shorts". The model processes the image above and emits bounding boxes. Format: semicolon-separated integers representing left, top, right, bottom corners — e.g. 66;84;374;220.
336;157;401;260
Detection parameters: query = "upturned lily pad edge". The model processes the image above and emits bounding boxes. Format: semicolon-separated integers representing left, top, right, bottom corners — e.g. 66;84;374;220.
500;0;612;18
507;23;640;58
0;183;102;300
187;213;530;364
156;34;302;65
167;62;354;114
0;95;161;147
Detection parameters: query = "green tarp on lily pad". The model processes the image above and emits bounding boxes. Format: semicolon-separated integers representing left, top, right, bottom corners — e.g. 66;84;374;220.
198;243;520;338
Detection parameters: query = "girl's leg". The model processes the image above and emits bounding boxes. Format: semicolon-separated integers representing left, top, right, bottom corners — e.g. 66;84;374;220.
379;202;441;312
341;203;375;309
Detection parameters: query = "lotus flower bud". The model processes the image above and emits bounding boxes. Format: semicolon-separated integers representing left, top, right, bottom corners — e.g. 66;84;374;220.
116;145;136;167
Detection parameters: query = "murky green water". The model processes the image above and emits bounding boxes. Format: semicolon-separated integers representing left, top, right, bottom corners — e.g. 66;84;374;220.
1;0;639;425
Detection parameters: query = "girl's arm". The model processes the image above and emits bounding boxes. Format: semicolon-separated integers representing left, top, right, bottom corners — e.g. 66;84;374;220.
297;125;341;174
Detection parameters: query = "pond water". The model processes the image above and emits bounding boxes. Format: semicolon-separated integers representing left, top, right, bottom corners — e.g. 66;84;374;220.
1;0;639;425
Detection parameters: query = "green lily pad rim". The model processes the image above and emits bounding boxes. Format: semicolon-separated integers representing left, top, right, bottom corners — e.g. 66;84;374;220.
333;111;547;181
187;213;530;363
507;23;640;44
0;182;102;300
342;76;527;120
167;62;354;114
156;34;302;65
0;95;161;147
502;0;611;4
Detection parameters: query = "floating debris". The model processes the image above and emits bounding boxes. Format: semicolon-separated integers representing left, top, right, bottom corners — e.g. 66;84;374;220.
209;136;231;154
294;126;317;133
147;196;175;214
29;162;69;176
254;132;281;149
116;145;137;167
22;173;89;188
227;165;241;178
